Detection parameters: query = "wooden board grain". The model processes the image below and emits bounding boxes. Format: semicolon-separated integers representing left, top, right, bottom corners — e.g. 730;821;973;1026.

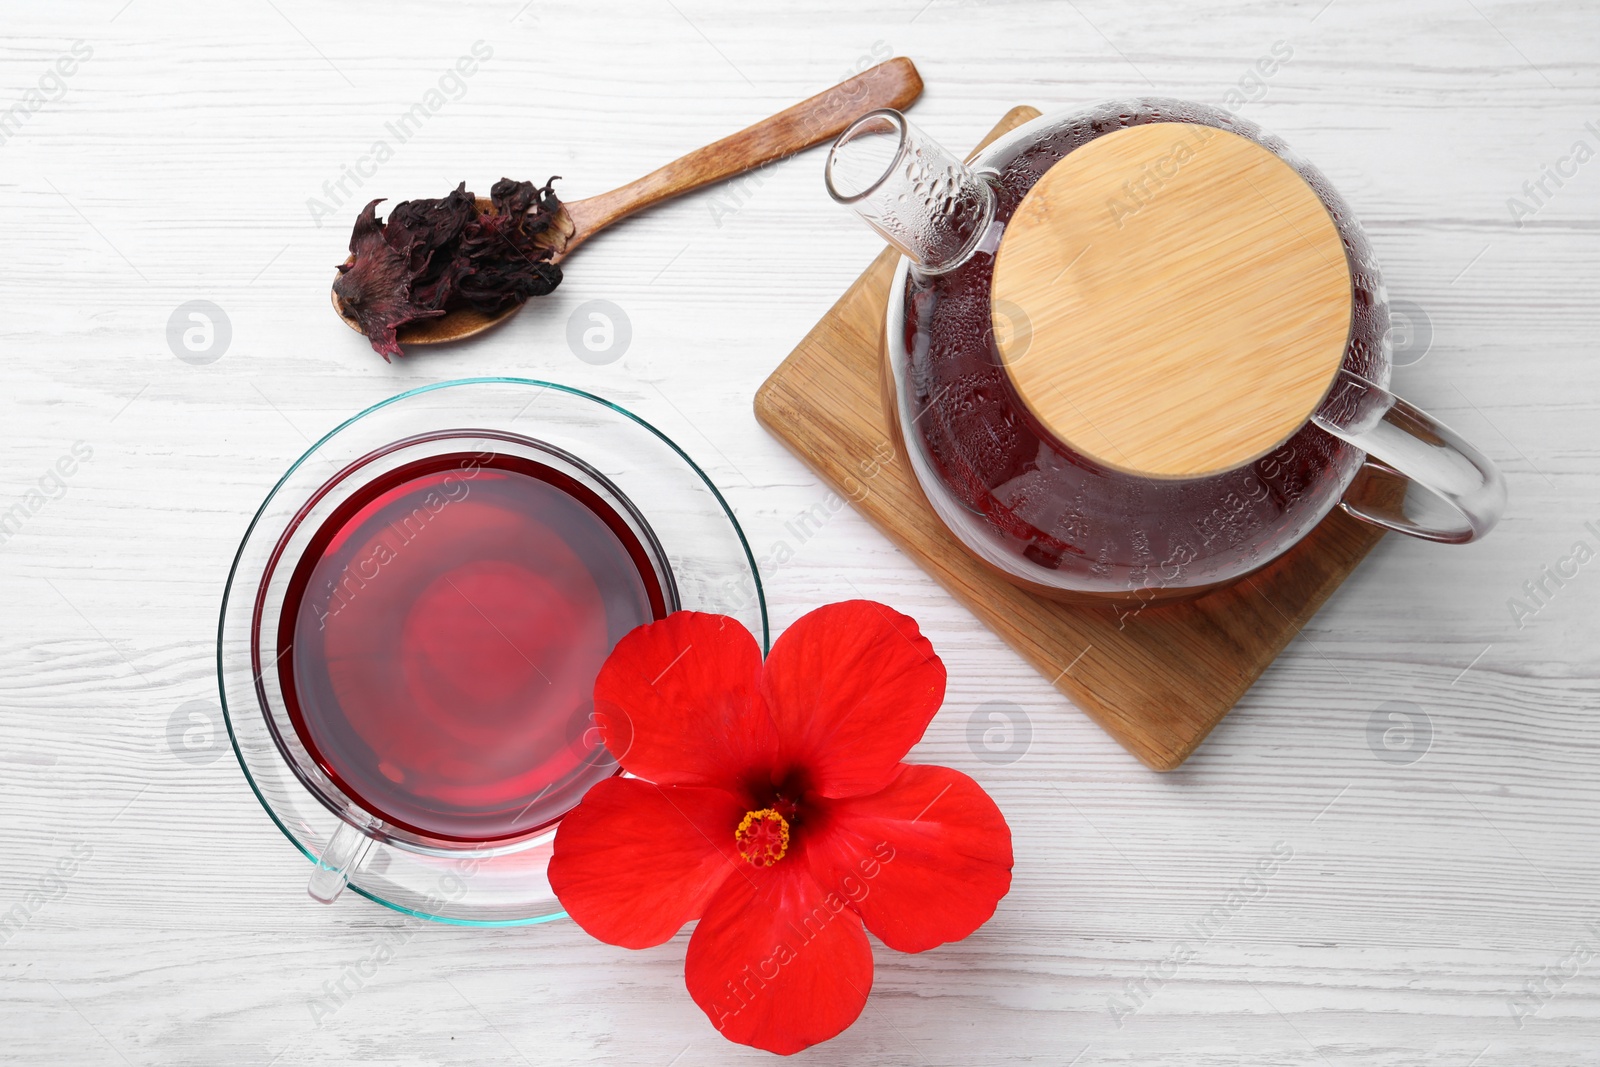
755;106;1396;771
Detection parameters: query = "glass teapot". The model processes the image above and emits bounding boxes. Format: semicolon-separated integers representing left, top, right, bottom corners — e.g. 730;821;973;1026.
825;99;1505;602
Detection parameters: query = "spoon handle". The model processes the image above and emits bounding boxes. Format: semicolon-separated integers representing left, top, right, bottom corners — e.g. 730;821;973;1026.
560;57;923;257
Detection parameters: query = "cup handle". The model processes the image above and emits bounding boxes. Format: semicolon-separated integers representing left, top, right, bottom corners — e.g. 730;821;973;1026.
308;819;374;905
1310;369;1506;544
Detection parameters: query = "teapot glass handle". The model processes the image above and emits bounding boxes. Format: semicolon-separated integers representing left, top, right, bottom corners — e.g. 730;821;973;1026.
1311;369;1506;544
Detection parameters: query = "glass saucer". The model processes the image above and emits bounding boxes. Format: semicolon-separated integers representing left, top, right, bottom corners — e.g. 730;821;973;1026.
217;378;767;925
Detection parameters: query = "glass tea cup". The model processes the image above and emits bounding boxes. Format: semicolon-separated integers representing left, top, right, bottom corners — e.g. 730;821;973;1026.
219;379;766;923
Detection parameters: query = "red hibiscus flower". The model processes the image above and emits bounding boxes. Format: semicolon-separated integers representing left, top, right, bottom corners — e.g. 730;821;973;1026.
548;600;1014;1055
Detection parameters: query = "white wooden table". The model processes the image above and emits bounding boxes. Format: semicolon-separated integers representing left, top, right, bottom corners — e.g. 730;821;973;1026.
2;1;1596;1063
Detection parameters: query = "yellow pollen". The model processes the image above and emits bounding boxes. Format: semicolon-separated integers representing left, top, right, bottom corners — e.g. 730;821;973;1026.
735;808;790;867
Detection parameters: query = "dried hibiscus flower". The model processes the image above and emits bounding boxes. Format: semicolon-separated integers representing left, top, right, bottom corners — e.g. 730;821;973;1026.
333;177;566;360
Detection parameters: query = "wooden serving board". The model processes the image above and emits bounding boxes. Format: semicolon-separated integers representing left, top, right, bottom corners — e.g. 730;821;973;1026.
754;106;1395;771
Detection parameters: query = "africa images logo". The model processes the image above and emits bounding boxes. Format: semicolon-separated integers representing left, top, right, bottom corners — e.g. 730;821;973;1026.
305;41;494;227
0;40;93;149
1506;520;1600;629
1505;118;1600;228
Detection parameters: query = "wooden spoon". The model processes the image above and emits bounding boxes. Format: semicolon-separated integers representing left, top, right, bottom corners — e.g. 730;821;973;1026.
332;57;923;348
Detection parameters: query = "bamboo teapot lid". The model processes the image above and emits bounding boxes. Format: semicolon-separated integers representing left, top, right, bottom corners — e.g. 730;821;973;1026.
991;121;1352;479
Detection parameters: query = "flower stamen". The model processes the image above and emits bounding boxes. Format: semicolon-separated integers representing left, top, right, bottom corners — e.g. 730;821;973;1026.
735;808;790;867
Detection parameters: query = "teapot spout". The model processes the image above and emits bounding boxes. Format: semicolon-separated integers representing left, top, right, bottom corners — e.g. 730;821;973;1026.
825;109;995;274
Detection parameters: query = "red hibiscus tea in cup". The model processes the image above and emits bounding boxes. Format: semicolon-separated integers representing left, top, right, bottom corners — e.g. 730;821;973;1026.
274;451;671;843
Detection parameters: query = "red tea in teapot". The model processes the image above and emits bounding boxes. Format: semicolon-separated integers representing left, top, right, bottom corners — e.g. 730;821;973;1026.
890;100;1391;599
275;452;668;841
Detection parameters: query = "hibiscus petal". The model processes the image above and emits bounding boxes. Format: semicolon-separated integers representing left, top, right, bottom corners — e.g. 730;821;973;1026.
593;612;778;792
548;776;746;949
760;601;945;798
686;853;874;1055
806;764;1013;953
